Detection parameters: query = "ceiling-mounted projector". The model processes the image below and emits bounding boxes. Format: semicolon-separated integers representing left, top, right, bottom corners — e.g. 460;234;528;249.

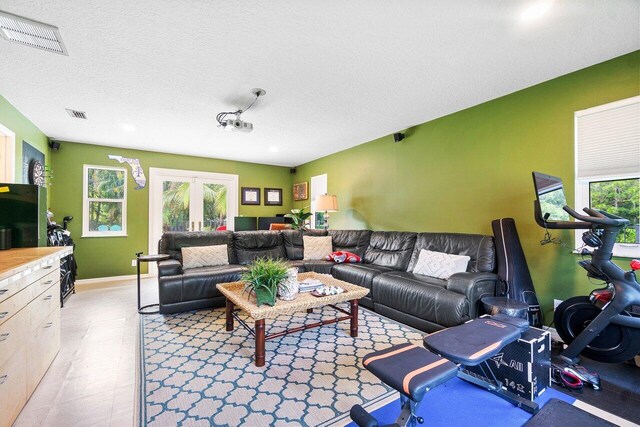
216;88;265;133
224;118;253;132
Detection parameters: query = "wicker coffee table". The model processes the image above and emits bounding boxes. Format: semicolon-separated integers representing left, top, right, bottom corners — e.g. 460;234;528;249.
216;272;370;367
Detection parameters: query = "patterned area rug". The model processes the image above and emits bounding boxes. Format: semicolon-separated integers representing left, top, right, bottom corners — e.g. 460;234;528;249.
139;305;423;426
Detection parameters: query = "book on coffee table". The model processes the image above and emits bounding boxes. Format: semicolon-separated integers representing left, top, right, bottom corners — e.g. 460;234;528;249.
298;278;324;292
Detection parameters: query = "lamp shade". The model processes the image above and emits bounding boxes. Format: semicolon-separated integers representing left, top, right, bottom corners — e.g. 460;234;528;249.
316;194;338;212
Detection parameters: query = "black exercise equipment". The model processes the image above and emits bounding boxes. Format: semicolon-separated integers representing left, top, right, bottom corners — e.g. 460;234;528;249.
350;314;537;427
532;171;640;365
489;218;543;327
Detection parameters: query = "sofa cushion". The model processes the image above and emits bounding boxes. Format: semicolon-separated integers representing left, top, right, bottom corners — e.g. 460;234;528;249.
303;236;333;260
373;271;470;327
281;229;328;260
159;231;236;264
364;231;417;270
331;263;395;292
181;265;245;301
328;230;372;258
181;244;229;269
412;250;470;280
407;233;496;273
233;231;287;265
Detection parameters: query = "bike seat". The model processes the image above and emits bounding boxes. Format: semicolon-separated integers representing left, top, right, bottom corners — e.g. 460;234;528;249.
423;315;525;366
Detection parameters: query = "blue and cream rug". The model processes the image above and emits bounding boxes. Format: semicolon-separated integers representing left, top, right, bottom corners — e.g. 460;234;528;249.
139;305;422;426
139;306;629;426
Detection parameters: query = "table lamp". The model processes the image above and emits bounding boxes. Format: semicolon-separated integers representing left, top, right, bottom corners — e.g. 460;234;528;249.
315;194;338;230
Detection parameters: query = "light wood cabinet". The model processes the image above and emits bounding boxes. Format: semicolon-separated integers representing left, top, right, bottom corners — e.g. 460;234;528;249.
0;247;71;427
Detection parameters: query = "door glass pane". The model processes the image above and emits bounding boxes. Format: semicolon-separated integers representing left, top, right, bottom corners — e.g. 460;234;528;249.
202;183;227;231
162;181;190;232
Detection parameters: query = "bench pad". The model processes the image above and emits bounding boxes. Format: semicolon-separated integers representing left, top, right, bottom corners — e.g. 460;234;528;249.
423;315;524;366
362;343;457;402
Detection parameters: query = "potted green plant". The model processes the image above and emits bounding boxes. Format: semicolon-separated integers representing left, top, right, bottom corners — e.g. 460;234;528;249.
242;258;290;306
284;206;313;230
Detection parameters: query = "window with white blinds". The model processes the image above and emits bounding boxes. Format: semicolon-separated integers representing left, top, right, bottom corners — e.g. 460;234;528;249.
575;96;640;179
574;96;640;257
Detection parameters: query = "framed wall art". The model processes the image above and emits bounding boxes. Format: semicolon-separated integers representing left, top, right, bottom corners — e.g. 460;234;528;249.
293;181;308;201
264;188;283;206
241;187;261;205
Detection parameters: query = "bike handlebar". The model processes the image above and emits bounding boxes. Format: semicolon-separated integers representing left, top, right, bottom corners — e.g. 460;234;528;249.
563;206;629;227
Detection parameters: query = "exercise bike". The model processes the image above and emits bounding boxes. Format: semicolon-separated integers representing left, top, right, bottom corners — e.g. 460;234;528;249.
533;172;640;365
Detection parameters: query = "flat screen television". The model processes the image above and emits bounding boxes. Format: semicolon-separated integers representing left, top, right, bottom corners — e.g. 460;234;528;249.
532;172;570;222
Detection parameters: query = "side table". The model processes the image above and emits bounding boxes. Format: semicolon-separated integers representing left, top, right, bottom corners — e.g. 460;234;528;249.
136;252;170;314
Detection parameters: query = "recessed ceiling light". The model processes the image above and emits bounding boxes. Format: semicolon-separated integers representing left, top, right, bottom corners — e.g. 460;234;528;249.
120;123;136;132
0;10;68;55
269;146;279;152
521;0;553;21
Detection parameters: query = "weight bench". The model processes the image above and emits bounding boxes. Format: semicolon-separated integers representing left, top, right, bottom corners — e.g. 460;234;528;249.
350;314;536;427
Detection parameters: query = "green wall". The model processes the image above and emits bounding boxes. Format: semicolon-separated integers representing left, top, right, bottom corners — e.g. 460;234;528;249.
50;142;293;279
0;94;50;185
293;51;640;322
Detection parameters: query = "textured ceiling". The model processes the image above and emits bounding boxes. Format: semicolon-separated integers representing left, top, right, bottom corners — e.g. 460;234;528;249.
0;0;638;167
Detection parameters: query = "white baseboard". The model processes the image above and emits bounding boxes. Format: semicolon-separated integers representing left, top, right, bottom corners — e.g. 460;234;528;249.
75;274;152;289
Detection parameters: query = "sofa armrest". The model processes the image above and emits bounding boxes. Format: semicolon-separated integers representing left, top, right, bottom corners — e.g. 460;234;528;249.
158;259;182;276
446;272;499;318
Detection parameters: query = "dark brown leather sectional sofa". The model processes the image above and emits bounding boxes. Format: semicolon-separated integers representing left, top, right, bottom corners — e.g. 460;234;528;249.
157;229;498;332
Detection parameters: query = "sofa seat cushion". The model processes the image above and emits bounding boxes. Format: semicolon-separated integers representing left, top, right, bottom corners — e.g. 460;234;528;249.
373;271;470;327
181;265;245;301
331;263;395;291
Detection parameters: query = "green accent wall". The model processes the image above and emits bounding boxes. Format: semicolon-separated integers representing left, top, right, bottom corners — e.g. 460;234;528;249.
293;51;640;322
49;142;293;279
0;94;50;185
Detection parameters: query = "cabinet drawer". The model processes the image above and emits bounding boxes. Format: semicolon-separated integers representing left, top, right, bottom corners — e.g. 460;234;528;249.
27;282;59;332
31;269;60;300
27;307;60;397
0;275;26;305
0;345;27;427
0;307;26;368
0;287;33;328
24;259;58;285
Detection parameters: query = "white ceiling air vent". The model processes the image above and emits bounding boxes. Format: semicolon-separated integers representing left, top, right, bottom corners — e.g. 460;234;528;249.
66;109;87;119
0;10;68;55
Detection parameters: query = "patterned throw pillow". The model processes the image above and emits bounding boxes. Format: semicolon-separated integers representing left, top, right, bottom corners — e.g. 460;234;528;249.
325;251;362;263
412;249;470;280
303;236;333;261
181;245;229;269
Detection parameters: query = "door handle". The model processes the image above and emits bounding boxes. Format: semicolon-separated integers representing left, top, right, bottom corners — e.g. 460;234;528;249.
191;221;195;231
198;221;202;231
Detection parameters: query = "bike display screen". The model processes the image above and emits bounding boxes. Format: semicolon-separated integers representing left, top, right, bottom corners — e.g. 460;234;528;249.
532;172;570;221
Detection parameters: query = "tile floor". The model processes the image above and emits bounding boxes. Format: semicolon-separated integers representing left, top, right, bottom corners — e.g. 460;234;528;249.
13;277;152;427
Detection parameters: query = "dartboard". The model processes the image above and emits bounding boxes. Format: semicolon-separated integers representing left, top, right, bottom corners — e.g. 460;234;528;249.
29;160;45;186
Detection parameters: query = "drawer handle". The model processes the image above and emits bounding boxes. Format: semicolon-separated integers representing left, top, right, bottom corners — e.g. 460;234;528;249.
0;312;7;319
0;375;7;385
0;332;8;342
0;289;6;295
43;265;53;270
44;295;53;301
44;322;53;329
44;280;54;285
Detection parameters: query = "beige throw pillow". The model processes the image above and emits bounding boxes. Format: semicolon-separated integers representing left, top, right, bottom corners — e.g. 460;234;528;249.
412;249;470;280
181;244;229;269
303;236;333;261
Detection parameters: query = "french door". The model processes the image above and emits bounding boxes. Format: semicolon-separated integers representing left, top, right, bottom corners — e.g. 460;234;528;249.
148;168;238;273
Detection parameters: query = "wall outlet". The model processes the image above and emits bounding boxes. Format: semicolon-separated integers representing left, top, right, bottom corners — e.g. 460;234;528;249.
132;259;137;267
554;299;563;310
